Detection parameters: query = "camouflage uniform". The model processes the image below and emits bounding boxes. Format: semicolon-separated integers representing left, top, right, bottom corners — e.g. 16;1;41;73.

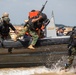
0;17;17;41
65;26;76;69
15;11;49;49
65;47;76;69
16;24;39;46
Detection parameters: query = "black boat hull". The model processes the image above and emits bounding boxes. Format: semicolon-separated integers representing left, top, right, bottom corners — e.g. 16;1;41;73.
1;37;69;48
0;44;68;68
0;36;72;68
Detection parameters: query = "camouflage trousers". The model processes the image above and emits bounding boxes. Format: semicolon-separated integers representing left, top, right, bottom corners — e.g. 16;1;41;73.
17;26;39;46
67;47;76;68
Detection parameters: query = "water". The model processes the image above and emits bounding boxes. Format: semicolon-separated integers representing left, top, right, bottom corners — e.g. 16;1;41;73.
0;48;76;75
0;56;76;75
0;66;76;75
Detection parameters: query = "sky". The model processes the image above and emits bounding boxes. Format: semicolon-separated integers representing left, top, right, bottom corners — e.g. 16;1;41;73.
0;0;76;26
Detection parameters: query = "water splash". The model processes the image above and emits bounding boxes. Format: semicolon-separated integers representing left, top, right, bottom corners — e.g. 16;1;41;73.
0;56;76;75
0;66;76;75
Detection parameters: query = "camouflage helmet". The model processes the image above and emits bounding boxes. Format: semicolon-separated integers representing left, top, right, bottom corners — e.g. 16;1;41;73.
2;12;9;18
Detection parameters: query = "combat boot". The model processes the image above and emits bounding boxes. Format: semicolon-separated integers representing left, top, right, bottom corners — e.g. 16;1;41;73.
28;45;35;50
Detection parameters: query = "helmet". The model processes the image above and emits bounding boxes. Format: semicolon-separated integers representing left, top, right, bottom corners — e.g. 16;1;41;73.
2;12;9;18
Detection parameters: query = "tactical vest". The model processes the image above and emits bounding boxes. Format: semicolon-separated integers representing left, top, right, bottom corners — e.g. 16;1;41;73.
0;22;10;36
28;10;48;31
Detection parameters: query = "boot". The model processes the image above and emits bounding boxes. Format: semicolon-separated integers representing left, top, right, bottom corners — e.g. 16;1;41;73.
28;45;35;50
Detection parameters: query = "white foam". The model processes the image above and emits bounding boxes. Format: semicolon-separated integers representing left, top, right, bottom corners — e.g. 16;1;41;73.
0;56;76;75
0;66;76;75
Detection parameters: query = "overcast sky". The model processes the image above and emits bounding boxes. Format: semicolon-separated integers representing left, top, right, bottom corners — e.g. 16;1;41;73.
0;0;76;26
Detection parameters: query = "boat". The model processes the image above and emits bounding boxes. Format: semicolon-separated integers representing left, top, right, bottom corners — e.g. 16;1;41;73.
0;11;70;68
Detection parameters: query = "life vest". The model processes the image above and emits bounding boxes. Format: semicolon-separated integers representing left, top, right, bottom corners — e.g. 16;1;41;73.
28;11;48;38
29;10;39;19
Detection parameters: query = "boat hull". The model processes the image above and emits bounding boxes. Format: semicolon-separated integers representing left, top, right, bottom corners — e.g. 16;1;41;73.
1;37;69;48
0;36;72;68
0;44;68;68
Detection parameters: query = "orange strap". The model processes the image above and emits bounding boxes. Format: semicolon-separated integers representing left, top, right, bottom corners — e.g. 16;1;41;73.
25;32;29;35
41;25;45;30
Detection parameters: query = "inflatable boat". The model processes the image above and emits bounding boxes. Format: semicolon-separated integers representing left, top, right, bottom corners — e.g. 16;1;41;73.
0;12;70;68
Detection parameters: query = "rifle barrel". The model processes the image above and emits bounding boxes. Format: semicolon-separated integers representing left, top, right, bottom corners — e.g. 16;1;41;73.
40;0;48;13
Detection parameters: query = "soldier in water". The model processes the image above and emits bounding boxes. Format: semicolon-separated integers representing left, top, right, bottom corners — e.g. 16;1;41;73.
65;26;76;69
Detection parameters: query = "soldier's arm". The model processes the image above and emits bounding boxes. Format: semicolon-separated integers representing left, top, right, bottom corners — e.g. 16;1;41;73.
31;15;42;23
9;23;18;34
9;23;16;31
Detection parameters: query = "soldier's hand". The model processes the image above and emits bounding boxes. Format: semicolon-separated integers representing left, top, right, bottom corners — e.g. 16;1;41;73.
14;30;18;34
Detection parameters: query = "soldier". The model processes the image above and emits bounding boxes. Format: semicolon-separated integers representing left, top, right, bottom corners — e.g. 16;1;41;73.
57;27;65;36
1;12;9;22
65;26;76;69
0;12;18;53
14;10;49;50
0;13;18;41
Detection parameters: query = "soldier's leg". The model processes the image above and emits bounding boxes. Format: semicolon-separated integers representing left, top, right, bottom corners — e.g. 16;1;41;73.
68;47;76;64
7;34;11;39
6;34;13;53
0;36;3;47
28;30;39;49
65;46;75;69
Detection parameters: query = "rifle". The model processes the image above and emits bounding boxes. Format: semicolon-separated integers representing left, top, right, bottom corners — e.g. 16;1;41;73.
24;0;48;28
39;0;48;15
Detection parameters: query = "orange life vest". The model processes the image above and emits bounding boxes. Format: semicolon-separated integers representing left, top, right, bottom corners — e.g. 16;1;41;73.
29;10;39;19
